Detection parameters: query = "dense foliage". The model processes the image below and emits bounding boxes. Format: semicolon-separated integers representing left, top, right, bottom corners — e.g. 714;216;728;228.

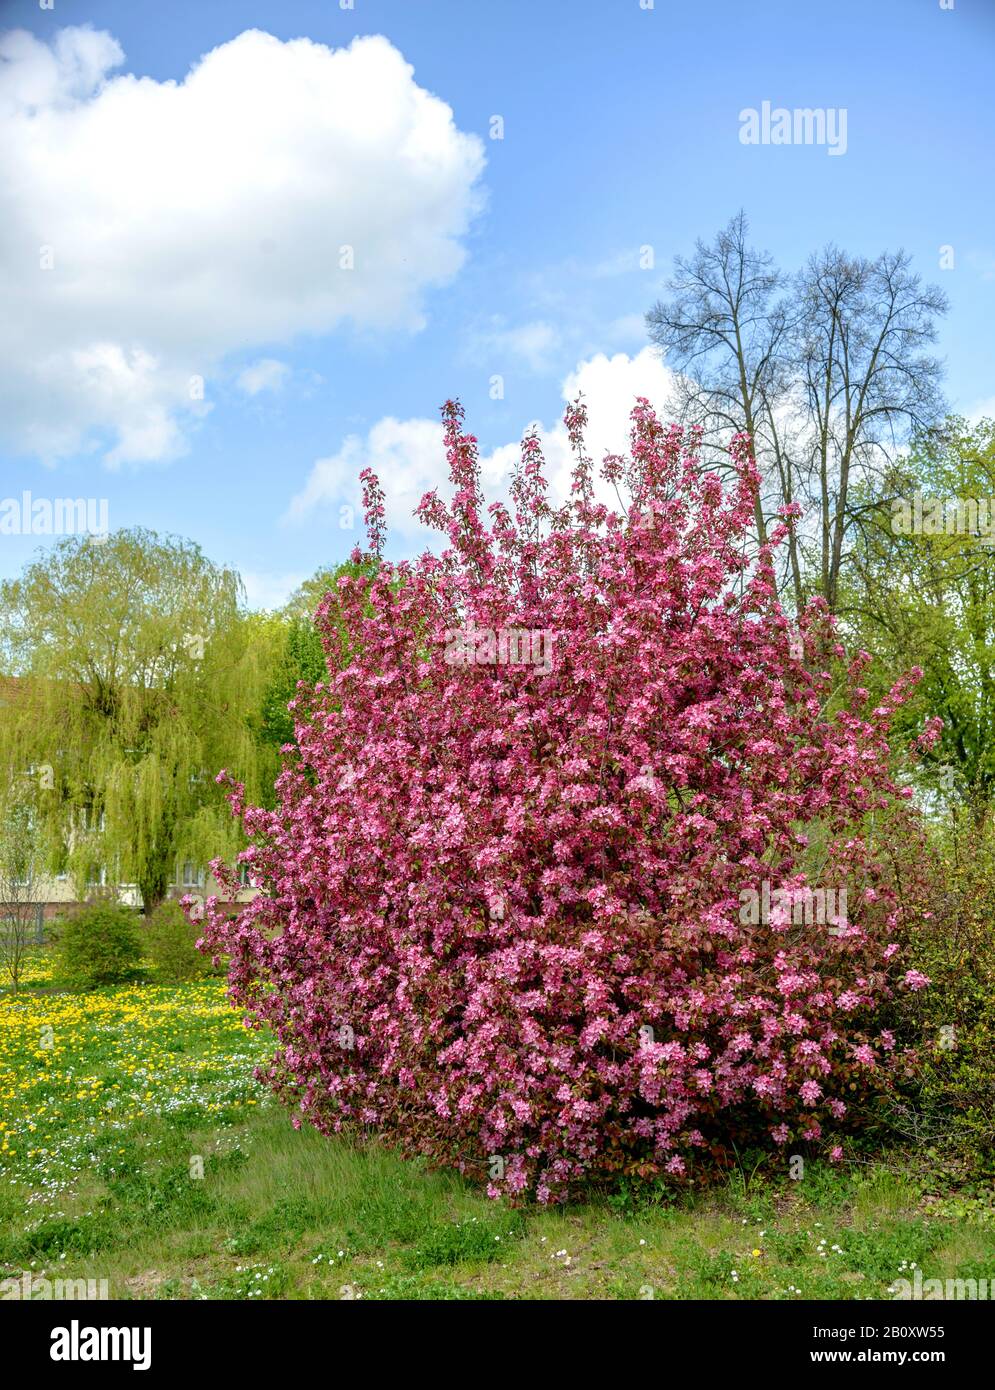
0;529;278;912
143;897;210;982
202;399;935;1201
889;817;995;1177
57;900;144;990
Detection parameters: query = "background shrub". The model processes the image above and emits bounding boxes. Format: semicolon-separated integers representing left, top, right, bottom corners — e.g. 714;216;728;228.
57;901;144;990
143;898;209;982
42;914;65;946
889;817;995;1179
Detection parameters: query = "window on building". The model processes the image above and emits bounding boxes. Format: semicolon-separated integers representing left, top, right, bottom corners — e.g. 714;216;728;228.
181;861;205;888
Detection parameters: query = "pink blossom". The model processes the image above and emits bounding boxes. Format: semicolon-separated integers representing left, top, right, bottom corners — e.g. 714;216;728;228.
800;1080;822;1105
198;397;927;1203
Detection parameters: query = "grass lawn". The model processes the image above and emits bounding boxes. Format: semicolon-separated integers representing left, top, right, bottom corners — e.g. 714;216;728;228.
3;949;995;1301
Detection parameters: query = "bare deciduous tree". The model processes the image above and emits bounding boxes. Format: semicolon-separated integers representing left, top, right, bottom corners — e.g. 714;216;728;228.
796;246;947;612
646;212;948;613
0;798;43;992
646;211;791;551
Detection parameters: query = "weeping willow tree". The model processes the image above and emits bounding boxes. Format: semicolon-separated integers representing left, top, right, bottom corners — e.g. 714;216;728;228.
0;529;282;913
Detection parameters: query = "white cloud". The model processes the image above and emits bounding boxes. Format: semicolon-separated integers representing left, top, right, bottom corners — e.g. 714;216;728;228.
968;395;995;425
240;568;309;612
286;415;461;543
469;318;563;374
554;348;679;469
0;26;485;465
286;347;679;543
236;358;291;397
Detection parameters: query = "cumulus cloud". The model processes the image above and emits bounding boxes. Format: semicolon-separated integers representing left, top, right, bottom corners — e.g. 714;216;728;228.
553;348;680;473
285;415;471;542
286;347;680;545
0;25;485;465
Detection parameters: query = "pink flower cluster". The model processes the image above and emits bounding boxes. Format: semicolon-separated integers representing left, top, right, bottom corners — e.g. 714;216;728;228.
200;398;930;1202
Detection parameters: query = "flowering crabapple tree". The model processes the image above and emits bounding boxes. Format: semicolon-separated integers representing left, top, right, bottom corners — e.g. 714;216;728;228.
199;398;936;1203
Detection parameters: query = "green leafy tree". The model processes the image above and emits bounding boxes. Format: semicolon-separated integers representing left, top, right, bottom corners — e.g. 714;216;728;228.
259;558;376;751
839;416;995;812
0;529;280;912
259;612;327;751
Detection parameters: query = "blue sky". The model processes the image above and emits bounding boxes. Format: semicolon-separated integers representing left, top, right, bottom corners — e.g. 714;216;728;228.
1;0;993;605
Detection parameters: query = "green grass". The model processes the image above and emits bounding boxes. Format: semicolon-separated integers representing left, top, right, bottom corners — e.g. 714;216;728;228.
4;948;995;1300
